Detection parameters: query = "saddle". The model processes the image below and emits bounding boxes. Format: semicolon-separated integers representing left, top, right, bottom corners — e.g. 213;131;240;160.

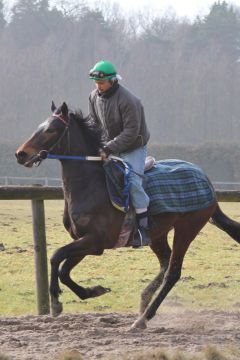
144;156;156;172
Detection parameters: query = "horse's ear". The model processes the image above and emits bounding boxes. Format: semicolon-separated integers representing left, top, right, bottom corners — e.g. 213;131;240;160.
51;101;57;113
61;102;68;117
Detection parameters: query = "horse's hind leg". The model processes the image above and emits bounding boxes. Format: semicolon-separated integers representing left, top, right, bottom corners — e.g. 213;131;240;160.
140;234;171;314
139;213;179;315
133;228;196;329
132;204;216;330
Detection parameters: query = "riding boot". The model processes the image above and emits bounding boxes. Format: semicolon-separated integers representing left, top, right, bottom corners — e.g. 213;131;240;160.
130;211;150;248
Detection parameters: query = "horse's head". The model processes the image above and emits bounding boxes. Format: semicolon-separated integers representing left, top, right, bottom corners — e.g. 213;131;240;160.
15;102;69;167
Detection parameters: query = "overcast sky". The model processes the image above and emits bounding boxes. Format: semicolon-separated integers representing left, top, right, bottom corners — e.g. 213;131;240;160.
72;0;240;19
89;0;214;18
4;0;240;20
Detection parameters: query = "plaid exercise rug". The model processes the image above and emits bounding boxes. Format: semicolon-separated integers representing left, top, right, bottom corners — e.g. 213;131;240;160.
144;159;216;215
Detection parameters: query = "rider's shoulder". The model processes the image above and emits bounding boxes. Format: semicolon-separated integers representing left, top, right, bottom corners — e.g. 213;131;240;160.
118;84;141;104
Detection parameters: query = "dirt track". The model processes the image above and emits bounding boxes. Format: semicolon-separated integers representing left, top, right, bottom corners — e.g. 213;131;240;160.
0;310;240;359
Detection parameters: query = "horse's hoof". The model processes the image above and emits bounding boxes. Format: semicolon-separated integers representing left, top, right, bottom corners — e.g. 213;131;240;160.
51;301;63;317
88;285;111;298
130;317;147;331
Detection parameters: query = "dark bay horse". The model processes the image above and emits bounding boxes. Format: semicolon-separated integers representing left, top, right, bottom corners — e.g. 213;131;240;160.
15;102;240;330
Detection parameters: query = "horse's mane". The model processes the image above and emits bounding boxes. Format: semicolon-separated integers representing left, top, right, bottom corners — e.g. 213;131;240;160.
70;110;104;153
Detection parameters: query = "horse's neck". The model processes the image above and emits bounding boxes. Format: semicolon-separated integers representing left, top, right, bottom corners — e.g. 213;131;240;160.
60;118;114;209
68;118;100;157
61;161;107;197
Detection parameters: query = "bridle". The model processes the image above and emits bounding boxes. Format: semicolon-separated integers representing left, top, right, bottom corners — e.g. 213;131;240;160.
47;113;71;155
31;112;101;167
51;113;68;125
28;113;70;166
26;112;145;179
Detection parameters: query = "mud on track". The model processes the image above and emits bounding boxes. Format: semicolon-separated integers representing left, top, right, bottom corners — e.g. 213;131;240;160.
0;310;240;359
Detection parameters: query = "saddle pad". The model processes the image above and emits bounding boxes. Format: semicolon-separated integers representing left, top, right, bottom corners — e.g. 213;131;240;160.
144;159;216;215
103;158;130;213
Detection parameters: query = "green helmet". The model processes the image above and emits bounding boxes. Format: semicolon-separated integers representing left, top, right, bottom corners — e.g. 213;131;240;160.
89;60;117;80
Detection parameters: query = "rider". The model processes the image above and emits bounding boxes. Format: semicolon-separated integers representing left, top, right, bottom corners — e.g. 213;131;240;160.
88;60;150;247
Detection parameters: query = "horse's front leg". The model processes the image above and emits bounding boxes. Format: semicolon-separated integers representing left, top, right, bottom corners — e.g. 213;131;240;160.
59;256;111;301
49;247;65;317
49;235;109;316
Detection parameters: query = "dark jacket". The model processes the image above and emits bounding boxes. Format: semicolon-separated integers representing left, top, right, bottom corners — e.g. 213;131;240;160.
89;83;150;154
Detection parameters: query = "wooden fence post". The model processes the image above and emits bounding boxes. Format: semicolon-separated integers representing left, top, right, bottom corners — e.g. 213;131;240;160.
31;199;50;315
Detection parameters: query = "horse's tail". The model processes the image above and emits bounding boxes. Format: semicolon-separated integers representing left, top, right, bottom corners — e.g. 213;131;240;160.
211;204;240;244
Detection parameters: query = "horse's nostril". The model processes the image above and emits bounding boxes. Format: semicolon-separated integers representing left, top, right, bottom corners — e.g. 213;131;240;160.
16;150;27;159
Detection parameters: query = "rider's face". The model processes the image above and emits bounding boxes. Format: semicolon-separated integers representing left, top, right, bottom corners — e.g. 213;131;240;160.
95;80;112;93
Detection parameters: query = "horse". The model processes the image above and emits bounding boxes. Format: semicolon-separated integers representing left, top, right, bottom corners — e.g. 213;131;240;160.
15;102;240;330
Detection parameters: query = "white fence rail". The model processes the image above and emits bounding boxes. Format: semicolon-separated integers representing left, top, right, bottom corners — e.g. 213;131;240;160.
212;181;240;190
0;176;62;186
1;176;240;189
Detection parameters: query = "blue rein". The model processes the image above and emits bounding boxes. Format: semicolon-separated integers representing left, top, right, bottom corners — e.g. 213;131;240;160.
46;153;145;178
47;153;102;161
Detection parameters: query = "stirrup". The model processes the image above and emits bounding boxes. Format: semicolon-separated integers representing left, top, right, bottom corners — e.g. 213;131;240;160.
130;228;150;248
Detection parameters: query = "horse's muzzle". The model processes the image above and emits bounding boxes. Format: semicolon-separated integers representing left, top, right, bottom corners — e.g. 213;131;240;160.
15;150;28;164
16;149;49;167
15;150;38;167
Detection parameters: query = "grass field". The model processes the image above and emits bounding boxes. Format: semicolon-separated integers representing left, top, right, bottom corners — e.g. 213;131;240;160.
0;200;239;316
